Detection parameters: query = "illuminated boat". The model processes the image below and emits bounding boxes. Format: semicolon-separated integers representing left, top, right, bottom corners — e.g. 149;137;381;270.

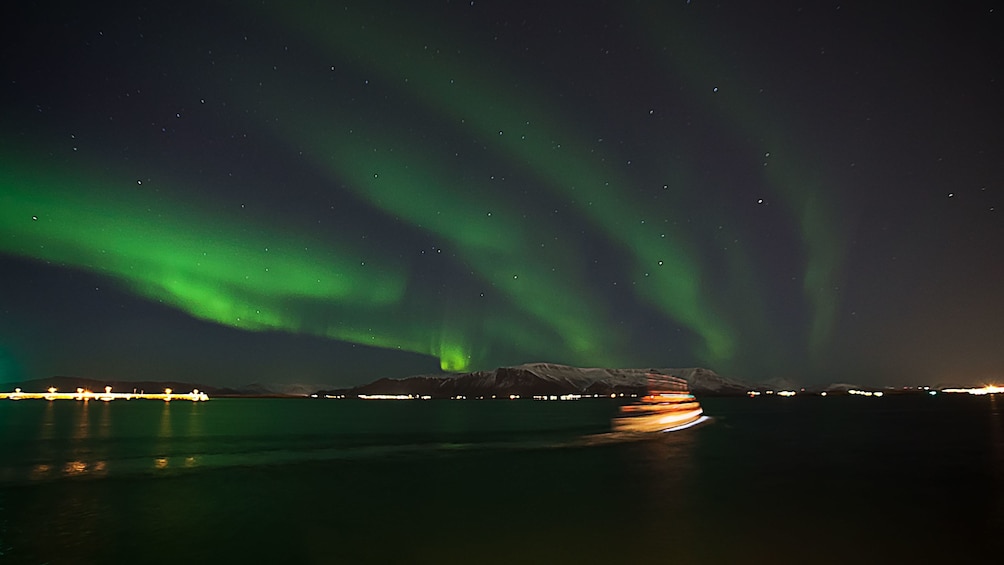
613;374;707;432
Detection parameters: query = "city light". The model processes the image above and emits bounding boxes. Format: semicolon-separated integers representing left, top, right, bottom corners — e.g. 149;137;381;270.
1;387;208;401
357;394;431;400
942;385;1004;395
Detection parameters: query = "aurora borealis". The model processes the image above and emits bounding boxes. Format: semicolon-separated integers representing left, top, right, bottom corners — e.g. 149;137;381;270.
1;1;1001;386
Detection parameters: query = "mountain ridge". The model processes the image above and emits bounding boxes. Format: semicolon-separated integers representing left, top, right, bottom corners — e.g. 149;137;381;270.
318;363;752;398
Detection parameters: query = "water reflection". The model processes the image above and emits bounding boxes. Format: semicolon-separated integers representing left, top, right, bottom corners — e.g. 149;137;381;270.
28;463;52;481
182;402;204;470
62;460;87;475
186;401;205;437
152;401;204;471
72;399;89;441
31;401;59;468
38;400;55;441
989;394;1003;467
97;400;111;439
988;394;1004;532
4;400;215;481
59;459;106;478
7;398;706;486
66;401;98;479
624;430;702;553
1;399;719;564
3;401;118;482
154;401;172;470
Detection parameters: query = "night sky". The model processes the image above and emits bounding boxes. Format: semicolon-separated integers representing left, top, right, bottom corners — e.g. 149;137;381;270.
2;1;1001;387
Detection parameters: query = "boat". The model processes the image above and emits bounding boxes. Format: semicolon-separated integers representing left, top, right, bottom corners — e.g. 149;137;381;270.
613;373;707;432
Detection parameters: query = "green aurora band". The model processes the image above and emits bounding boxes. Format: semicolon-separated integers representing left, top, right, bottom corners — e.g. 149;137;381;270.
636;5;849;362
0;147;636;371
251;82;632;367
0;152;481;369
0;2;852;375
256;1;738;365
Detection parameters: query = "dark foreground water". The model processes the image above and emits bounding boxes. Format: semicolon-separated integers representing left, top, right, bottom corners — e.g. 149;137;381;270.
1;394;1002;564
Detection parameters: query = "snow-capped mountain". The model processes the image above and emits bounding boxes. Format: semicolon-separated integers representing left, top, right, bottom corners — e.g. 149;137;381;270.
318;363;752;398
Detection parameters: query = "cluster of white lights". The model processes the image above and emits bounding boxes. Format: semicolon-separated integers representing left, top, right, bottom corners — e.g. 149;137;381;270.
747;390;796;397
848;389;884;397
324;392;647;400
3;386;208;402
357;394;431;400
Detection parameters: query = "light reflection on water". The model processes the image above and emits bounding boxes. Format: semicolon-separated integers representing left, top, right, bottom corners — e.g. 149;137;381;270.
0;396;226;481
3;397;1004;564
38;400;54;441
988;394;1004;533
155;401;172;471
1;398;680;563
0;399;628;484
27;463;50;481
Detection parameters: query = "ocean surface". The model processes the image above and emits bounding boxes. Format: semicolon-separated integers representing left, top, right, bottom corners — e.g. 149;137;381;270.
1;394;1002;564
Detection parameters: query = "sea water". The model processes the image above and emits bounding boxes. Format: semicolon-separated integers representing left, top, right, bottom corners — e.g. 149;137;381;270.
0;395;1001;564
